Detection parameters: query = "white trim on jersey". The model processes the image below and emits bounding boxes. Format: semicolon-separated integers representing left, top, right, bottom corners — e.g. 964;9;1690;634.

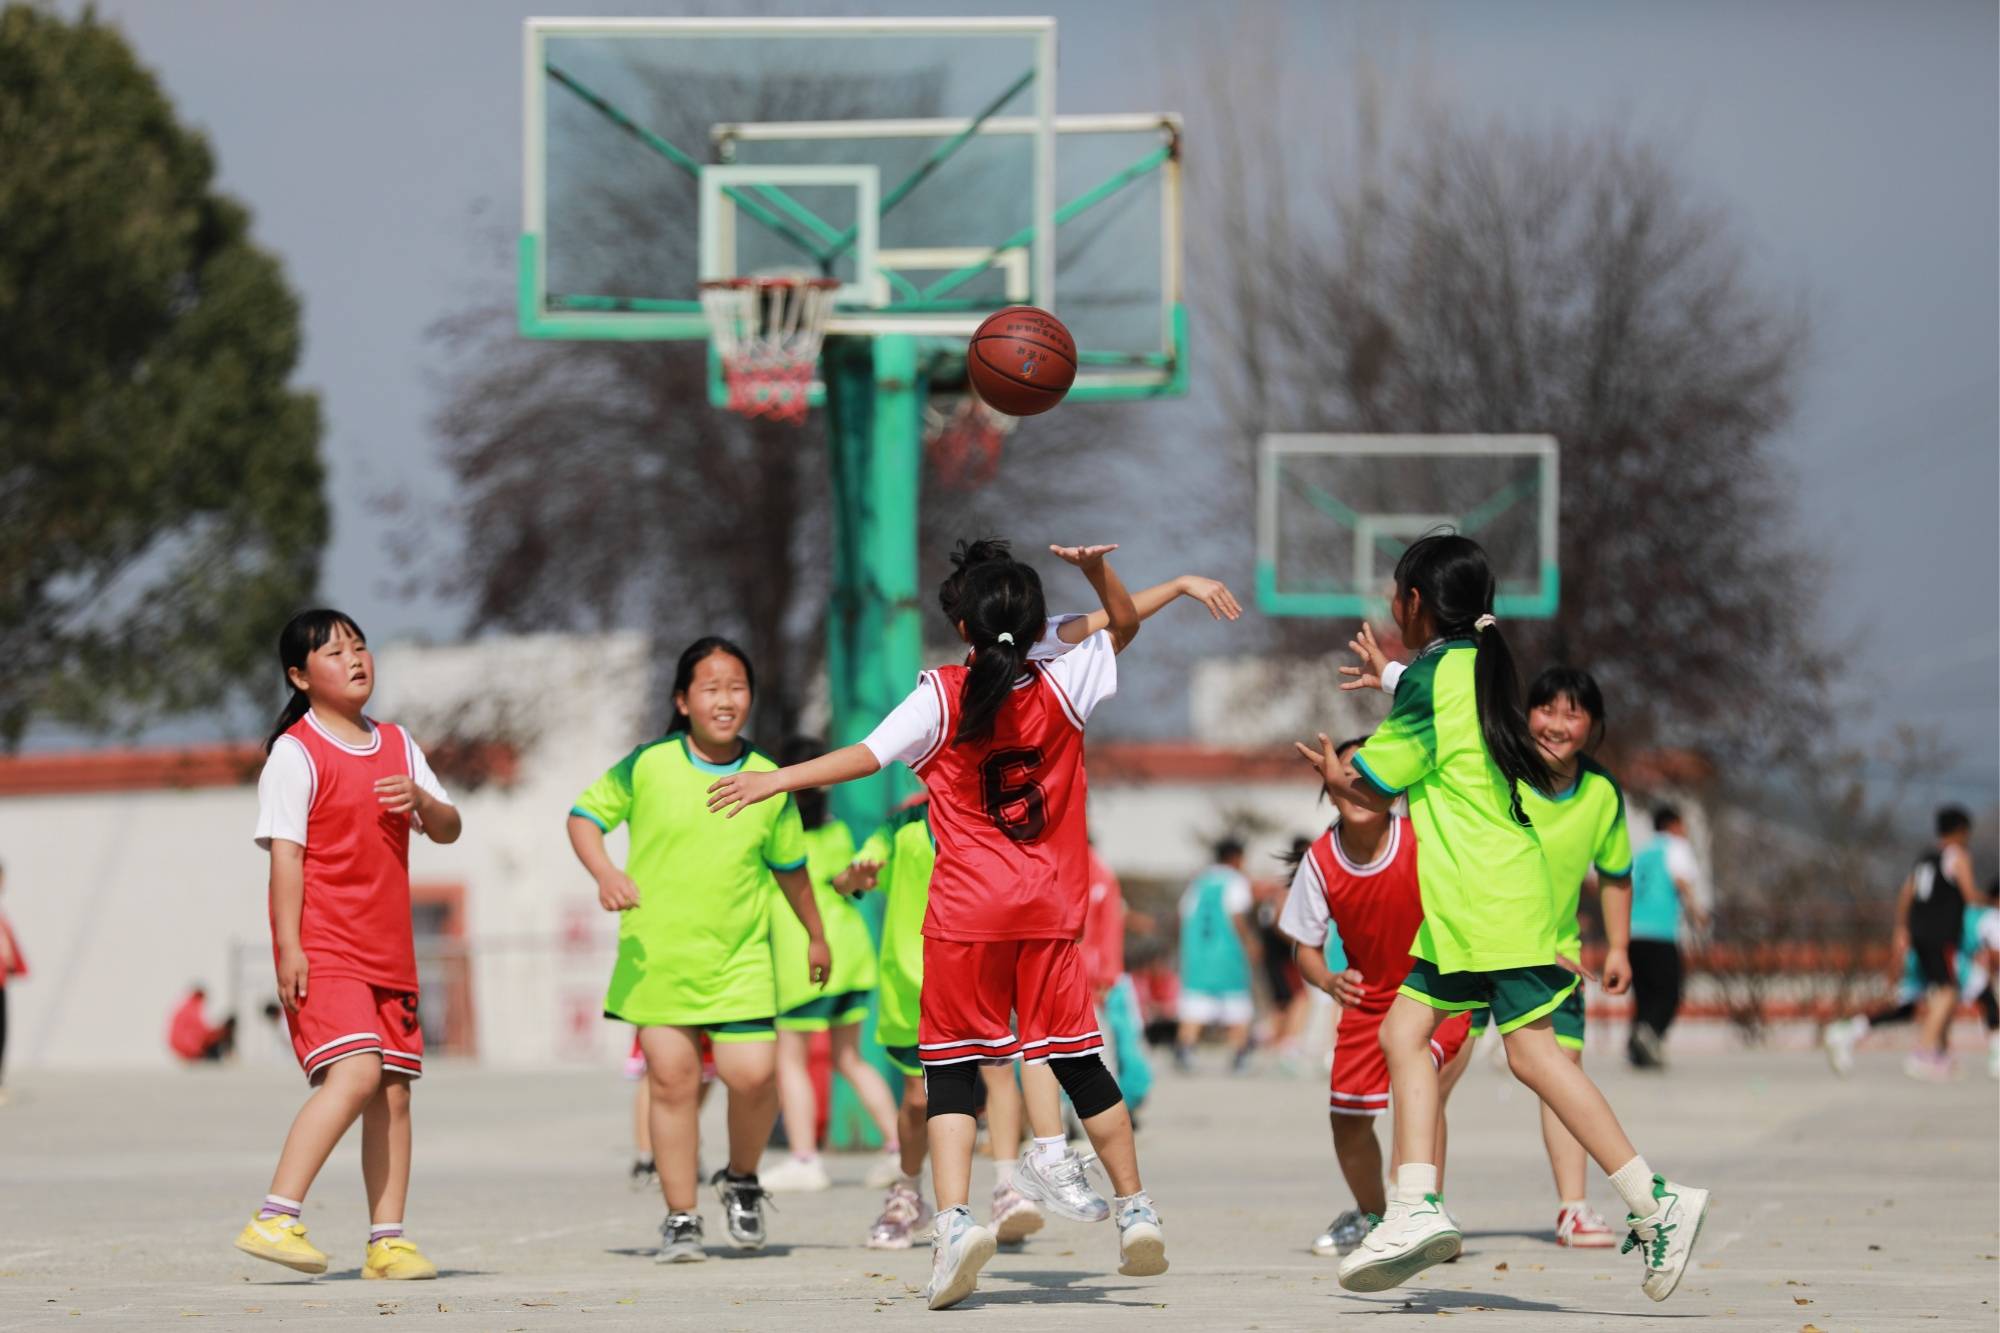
1041;662;1086;731
1328;816;1401;877
912;670;952;772
304;711;383;755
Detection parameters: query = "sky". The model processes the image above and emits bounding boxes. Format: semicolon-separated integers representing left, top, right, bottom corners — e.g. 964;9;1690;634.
58;0;2000;798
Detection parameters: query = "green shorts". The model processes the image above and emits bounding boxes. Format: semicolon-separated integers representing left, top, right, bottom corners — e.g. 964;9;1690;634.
776;988;872;1032
883;1043;922;1078
1467;980;1585;1050
1400;958;1577;1036
613;1014;776;1043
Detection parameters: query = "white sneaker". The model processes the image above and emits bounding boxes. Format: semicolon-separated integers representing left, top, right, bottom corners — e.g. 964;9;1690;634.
1903;1051;1957;1083
1337;1193;1461;1292
1313;1207;1371;1257
1988;1040;1999;1081
1115;1194;1168;1276
1621;1177;1709;1301
924;1206;997;1311
760;1155;832;1192
990;1181;1045;1245
864;1151;905;1190
1555;1201;1617;1248
1822;1018;1860;1076
1013;1145;1111;1223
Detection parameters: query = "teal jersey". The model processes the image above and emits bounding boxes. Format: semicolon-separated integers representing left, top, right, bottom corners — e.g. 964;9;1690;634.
1629;834;1693;942
1179;865;1252;994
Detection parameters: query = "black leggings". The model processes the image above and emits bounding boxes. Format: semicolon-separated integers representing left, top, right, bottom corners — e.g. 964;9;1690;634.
1628;939;1683;1038
0;985;8;1085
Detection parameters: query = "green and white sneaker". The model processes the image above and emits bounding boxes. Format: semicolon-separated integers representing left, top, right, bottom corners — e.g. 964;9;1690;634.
1336;1193;1461;1292
1621;1176;1709;1302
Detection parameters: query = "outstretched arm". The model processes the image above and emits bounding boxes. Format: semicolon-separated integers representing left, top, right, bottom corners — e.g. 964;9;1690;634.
707;744;881;819
1292;732;1395;813
1058;574;1242;643
1050;544;1139;653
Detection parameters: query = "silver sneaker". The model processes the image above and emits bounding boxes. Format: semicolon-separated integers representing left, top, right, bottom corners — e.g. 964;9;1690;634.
1013;1145;1111;1223
1115;1194;1168;1276
656;1211;706;1263
710;1169;770;1250
924;1206;997;1311
1313;1207;1371;1257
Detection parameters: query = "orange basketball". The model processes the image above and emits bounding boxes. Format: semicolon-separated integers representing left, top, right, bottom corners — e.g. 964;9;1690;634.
966;306;1077;417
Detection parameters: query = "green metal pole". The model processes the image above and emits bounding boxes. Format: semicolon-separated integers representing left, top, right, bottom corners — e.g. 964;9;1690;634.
820;334;924;1149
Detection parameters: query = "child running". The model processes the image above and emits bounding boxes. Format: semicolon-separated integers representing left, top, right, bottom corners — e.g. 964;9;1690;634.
1444;667;1635;1249
1276;738;1470;1259
237;610;461;1280
762;736;903;1194
710;543;1168;1310
1299;533;1707;1302
567;636;832;1263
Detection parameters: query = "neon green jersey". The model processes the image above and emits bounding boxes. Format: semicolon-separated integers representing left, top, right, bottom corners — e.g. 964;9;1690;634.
858;802;935;1047
1518;757;1633;962
771;819;879;1011
573;734;806;1026
1354;639;1556;973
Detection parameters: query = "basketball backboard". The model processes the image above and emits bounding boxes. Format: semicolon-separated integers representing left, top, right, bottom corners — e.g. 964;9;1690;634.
1257;435;1560;618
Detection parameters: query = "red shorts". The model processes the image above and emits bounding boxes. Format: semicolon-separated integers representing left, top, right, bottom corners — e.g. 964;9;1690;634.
287;975;422;1084
1329;1004;1470;1116
627;1029;717;1083
919;938;1102;1066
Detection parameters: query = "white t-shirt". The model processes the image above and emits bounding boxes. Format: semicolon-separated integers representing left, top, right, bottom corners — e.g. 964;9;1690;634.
254;714;451;849
863;628;1119;769
1662;833;1700;885
1179;865;1253;922
1029;614;1085;661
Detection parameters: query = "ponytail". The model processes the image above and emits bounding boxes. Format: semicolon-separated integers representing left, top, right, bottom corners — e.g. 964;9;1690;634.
1390;534;1554;816
264;609;366;753
952;555;1047;744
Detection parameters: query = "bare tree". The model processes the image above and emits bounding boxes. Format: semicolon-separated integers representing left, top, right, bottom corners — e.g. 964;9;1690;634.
1185;28;1827;766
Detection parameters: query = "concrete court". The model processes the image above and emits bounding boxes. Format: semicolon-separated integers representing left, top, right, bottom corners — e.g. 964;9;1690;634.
0;1043;1993;1331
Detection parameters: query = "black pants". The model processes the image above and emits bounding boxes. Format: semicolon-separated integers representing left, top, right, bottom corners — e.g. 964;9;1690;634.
0;985;8;1085
1628;939;1683;1040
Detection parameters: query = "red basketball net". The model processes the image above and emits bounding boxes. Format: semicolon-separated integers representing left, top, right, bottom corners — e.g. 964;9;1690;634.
923;395;1018;490
700;275;841;426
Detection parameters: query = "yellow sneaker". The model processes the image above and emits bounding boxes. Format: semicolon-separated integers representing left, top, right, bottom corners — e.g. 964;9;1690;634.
234;1214;329;1274
363;1236;438;1280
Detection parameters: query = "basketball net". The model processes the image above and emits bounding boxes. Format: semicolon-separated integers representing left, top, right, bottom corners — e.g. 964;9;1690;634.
700;274;841;426
923;394;1018;490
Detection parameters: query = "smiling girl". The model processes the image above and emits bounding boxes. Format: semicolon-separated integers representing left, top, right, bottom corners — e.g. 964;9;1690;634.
567;636;830;1263
236;610;461;1281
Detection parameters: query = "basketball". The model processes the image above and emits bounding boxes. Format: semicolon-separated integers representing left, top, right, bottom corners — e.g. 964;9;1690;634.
966;306;1078;417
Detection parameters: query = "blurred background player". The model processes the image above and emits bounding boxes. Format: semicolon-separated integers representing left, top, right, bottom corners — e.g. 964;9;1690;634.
567;636;830;1263
1626;806;1707;1070
1083;840;1154;1117
1174;838;1259;1073
236;610;460;1282
0;860;21;1107
707;543;1169;1310
1252;859;1313;1072
167;984;236;1063
1276;736;1468;1259
1892;806;1981;1081
763;736;902;1194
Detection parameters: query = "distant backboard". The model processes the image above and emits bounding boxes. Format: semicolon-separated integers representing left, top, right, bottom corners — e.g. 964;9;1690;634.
1257;435;1560;618
522;17;1056;341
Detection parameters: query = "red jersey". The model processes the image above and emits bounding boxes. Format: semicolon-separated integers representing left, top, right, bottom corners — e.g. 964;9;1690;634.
1283;817;1423;1013
277;716;420;989
911;662;1095;942
1080;847;1126;991
168;991;220;1059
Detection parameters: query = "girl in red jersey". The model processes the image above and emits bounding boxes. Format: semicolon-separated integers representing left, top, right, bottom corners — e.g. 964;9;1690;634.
710;543;1166;1311
235;610;461;1280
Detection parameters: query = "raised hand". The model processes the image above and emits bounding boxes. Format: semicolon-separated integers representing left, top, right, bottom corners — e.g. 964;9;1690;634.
1292;732;1342;788
1179;574;1242;621
1337;621;1392;693
833;859;884;897
1048;543;1119;570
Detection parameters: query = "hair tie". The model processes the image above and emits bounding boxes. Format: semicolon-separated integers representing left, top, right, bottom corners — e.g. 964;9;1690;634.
996;632;1015;645
1474;614;1497;633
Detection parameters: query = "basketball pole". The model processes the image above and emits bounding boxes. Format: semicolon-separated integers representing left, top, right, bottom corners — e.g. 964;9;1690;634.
821;331;926;1149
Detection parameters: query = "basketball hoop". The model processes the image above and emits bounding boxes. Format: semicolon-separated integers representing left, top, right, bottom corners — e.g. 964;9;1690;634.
700;274;841;425
923;394;1019;490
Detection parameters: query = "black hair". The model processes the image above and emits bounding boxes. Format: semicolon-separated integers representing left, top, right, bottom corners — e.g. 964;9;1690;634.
938;536;1014;626
669;636;755;735
1276;833;1314;874
782;735;830;829
1391;533;1554;811
264;609;367;753
1276;736;1377;872
1213;836;1246;863
1652;804;1682;832
1937;805;1973;837
1527;665;1608;755
952;556;1046;744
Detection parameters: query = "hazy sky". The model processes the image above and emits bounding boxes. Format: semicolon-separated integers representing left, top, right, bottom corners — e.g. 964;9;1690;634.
68;0;1999;795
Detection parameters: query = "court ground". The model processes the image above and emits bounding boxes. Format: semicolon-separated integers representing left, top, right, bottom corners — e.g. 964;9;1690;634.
1;1042;1993;1330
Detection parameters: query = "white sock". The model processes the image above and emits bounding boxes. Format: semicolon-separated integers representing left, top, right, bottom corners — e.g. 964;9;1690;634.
1558;1198;1586;1212
258;1193;302;1220
1033;1134;1066;1168
369;1222;403;1242
1392;1163;1437;1203
993;1160;1016;1186
1609;1156;1657;1216
1113;1190;1150;1209
899;1171;922;1190
1851;1015;1871;1036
